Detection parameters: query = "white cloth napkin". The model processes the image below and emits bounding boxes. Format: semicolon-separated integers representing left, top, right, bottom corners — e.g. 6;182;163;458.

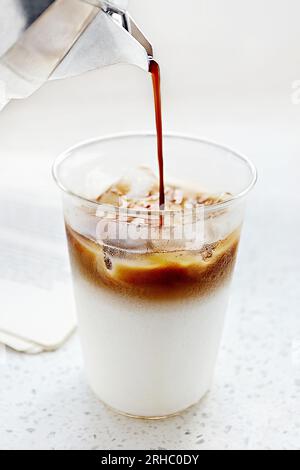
0;157;77;353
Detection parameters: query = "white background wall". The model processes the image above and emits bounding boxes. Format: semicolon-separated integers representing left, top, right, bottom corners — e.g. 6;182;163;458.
0;0;299;161
0;0;299;223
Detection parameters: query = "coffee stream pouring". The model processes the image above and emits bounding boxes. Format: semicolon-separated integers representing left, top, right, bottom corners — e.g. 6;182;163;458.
0;0;153;110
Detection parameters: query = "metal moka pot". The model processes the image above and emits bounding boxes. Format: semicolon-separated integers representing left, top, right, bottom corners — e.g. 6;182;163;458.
0;0;153;110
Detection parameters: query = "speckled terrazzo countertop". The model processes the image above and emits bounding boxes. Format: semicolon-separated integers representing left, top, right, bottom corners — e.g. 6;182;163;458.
1;138;300;450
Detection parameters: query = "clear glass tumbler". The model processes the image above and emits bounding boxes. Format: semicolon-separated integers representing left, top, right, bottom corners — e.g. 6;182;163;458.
53;133;257;419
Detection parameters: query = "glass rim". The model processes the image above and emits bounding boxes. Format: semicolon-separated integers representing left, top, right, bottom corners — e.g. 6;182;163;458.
52;132;257;214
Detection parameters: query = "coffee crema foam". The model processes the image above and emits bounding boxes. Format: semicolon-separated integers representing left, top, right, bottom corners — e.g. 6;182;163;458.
65;168;239;301
66;225;239;301
96;166;231;211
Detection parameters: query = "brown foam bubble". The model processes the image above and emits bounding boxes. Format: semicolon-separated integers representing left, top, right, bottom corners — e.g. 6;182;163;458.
66;225;240;302
96;167;232;212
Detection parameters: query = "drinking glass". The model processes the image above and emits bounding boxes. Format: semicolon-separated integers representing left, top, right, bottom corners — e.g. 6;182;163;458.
53;133;257;418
